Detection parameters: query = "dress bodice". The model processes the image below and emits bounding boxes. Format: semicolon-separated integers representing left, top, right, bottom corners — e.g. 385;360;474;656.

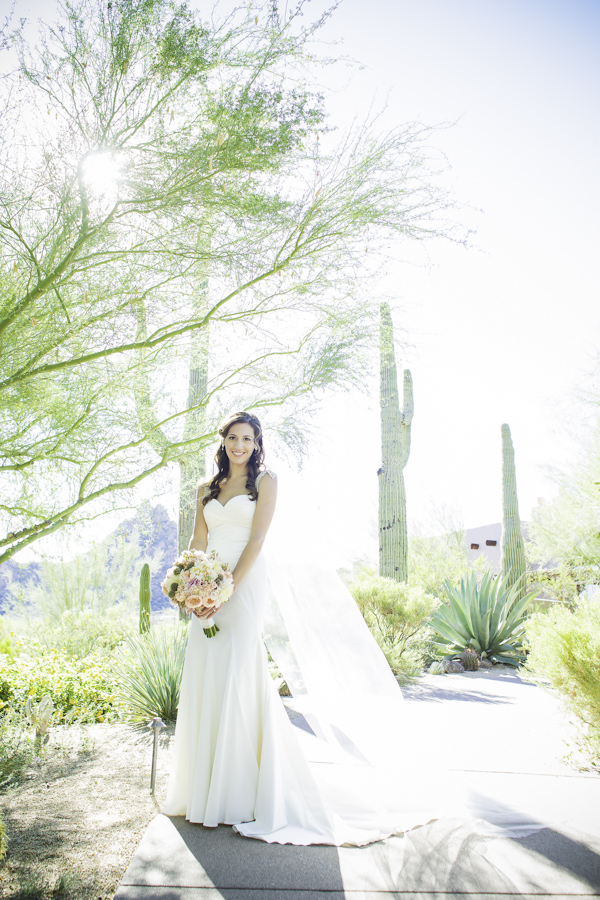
204;494;255;536
202;469;275;538
202;469;276;569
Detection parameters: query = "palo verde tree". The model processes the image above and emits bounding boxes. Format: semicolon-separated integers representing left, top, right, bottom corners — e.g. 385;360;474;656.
378;302;413;582
0;0;457;565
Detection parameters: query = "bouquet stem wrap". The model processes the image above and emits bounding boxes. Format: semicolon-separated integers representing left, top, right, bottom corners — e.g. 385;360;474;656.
202;619;220;638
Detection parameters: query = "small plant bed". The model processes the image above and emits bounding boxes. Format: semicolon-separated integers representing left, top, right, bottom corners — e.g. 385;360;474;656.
0;723;174;900
427;660;516;675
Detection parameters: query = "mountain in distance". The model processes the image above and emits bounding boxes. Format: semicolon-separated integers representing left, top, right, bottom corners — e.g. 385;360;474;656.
0;504;178;615
117;503;178;612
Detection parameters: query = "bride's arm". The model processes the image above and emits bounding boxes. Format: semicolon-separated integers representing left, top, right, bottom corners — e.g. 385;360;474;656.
188;485;209;552
231;473;277;590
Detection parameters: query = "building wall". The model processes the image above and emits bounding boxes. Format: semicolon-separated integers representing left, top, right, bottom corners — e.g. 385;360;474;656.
464;522;503;571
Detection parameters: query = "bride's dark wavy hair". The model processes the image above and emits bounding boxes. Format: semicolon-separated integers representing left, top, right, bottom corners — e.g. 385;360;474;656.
202;411;265;506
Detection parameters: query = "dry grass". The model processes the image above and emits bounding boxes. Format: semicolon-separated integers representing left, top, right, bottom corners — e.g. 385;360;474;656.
0;723;174;900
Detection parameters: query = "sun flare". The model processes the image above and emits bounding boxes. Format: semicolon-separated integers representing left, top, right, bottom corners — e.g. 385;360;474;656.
82;151;121;203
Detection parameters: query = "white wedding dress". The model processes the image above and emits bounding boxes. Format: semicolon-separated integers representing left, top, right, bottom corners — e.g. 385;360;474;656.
163;477;542;845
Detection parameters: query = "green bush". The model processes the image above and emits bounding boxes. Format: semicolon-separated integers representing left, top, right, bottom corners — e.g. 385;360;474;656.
408;527;468;596
26;606;136;659
0;618;14;658
0;651;122;724
428;660;445;675
430;570;537;666
115;623;189;725
350;576;438;681
526;597;600;765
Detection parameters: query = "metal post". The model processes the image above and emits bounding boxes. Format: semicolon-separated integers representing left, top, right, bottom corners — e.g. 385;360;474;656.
149;716;166;794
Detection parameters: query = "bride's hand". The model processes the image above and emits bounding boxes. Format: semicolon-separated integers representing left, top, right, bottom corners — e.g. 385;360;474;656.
193;606;217;620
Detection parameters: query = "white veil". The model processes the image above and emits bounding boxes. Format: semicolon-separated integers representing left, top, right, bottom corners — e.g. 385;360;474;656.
261;477;550;838
264;550;408;768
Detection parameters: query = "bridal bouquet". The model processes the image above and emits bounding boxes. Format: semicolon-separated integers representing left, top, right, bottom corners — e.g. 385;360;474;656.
161;549;234;637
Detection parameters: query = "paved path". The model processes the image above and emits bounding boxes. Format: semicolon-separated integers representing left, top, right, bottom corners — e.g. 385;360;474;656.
114;671;600;899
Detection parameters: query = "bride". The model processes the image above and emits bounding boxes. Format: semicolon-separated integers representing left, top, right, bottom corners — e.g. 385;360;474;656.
163;409;451;845
163;410;539;845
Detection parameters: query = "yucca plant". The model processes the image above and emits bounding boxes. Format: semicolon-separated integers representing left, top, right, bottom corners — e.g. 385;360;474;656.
25;695;53;737
115;623;189;725
430;570;537;666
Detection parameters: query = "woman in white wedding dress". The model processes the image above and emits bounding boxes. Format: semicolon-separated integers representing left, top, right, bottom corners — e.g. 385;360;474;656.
163;411;542;845
163;409;426;845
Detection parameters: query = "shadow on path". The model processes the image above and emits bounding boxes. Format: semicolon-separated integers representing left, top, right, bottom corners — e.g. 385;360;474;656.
401;684;516;704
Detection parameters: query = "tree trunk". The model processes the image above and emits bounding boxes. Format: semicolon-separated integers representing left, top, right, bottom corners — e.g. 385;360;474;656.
177;317;209;554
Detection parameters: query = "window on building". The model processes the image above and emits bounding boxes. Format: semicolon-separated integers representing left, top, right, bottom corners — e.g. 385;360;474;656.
470;543;479;550
486;540;497;546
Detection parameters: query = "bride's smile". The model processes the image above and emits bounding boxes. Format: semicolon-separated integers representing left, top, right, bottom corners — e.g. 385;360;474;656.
224;423;257;468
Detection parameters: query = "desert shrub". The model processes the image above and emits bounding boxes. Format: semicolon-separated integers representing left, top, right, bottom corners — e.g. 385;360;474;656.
408;527;468;596
0;618;14;658
0;651;121;724
25;606;136;659
428;660;445;675
115;623;189;725
0;709;36;788
430;570;537;666
350;576;438;681
526;597;600;765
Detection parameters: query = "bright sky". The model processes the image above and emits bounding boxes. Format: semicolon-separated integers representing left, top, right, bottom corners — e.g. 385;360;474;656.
267;0;600;564
7;0;600;566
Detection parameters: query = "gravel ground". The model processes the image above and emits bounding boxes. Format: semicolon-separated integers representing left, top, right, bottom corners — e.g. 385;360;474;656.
0;723;175;900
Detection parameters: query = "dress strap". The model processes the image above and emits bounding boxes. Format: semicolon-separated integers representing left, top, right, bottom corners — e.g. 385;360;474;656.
256;468;276;488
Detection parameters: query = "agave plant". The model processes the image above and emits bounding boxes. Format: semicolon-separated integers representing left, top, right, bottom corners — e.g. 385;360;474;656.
115;623;189;725
25;695;54;736
430;570;537;666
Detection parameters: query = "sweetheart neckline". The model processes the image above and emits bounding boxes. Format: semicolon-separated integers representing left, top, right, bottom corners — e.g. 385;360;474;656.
208;494;251;510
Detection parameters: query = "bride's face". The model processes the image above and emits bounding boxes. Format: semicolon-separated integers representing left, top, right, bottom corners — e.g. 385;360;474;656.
223;422;257;469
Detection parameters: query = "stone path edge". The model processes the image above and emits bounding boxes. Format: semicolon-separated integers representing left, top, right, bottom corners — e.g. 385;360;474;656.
115;890;600;900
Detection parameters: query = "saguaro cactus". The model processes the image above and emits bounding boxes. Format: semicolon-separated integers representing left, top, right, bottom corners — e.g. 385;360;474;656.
378;302;413;582
139;562;151;634
500;423;526;598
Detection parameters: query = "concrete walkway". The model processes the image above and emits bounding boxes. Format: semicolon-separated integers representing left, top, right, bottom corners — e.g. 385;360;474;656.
114;671;600;899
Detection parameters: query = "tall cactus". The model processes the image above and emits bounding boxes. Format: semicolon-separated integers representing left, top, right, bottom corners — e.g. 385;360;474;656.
139;562;151;634
378;302;413;582
500;423;526;598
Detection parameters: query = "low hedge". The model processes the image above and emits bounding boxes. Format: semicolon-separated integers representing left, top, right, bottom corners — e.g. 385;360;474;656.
0;650;122;724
